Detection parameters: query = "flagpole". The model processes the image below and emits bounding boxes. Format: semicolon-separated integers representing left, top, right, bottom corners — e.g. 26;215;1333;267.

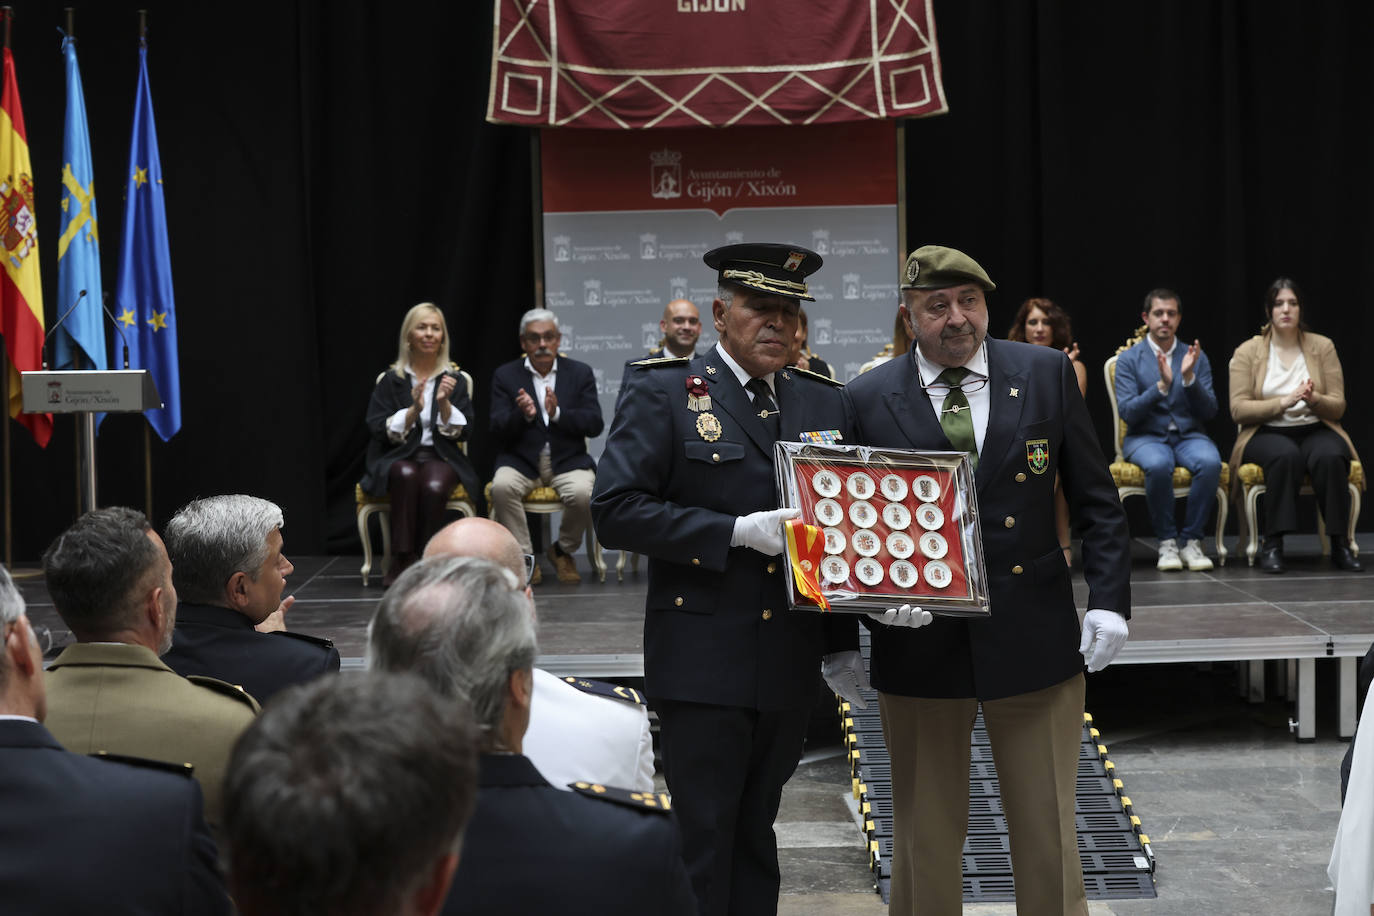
138;7;151;521
1;6;10;570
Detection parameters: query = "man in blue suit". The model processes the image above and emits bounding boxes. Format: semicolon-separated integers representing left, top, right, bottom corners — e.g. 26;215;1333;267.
1114;289;1222;571
489;309;605;584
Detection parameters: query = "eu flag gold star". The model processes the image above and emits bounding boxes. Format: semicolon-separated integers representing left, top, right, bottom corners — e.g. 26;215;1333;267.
133;166;149;188
148;311;168;331
118;308;136;328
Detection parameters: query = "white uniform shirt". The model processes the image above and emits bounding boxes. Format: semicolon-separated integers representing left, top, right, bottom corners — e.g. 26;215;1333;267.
523;668;655;793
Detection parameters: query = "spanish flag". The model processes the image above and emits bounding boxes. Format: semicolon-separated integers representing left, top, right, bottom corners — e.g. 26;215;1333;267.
785;518;830;611
0;47;48;447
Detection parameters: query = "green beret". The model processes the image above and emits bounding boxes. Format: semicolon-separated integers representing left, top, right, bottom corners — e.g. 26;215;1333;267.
900;245;996;291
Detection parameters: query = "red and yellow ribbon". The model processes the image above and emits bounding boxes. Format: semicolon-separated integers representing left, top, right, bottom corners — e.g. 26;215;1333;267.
784;518;829;610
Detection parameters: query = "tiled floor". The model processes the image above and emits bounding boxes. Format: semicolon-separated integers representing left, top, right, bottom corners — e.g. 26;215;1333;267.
12;533;1370;913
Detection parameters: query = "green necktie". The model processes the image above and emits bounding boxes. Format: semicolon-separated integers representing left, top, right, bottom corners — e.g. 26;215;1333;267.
936;367;977;471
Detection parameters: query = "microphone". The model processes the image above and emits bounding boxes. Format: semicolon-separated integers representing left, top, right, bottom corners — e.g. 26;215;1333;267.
41;289;87;370
101;292;131;370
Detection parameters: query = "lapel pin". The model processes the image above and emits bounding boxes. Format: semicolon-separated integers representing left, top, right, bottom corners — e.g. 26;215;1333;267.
705;366;717;375
1009;387;1019;398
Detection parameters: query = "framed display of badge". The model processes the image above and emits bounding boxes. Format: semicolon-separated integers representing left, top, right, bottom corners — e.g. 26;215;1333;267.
775;442;990;617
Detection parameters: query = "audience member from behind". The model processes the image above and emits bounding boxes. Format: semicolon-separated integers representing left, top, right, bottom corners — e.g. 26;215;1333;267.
41;507;258;831
362;302;484;585
224;672;478;916
0;564;231;914
1007;296;1088;396
1009;296;1088;566
1230;277;1363;573
424;517;654;792
162;495;339;704
369;557;695;916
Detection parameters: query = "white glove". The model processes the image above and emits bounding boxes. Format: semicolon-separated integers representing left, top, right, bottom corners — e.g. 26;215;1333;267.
730;507;800;556
1078;609;1129;672
821;649;870;709
866;604;933;628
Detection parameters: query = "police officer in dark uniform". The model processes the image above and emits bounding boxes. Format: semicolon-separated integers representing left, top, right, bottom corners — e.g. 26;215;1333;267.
369;556;696;915
592;243;864;915
161;495;339;705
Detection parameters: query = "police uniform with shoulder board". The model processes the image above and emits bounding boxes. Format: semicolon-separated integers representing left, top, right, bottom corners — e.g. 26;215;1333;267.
593;242;857;915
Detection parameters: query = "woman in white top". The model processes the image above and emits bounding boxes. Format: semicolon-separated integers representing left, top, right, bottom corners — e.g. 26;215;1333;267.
1228;278;1362;573
362;303;482;584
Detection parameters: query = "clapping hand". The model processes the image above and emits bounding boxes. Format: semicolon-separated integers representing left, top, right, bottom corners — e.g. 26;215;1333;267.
1282;378;1315;409
1180;339;1201;382
515;387;538;420
1156;350;1173;388
1062;341;1080;363
544;386;559;418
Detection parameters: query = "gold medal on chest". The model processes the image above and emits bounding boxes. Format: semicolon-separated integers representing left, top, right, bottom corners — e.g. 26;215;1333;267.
696;412;723;442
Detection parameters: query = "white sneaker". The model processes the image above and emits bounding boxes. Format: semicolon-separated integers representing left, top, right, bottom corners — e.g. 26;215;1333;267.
1156;538;1182;571
1180;539;1214;571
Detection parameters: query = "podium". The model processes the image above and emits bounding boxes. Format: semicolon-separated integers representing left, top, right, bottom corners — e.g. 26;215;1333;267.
19;370;162;513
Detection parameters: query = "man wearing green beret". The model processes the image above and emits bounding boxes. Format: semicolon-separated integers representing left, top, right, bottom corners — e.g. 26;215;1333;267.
843;245;1132;915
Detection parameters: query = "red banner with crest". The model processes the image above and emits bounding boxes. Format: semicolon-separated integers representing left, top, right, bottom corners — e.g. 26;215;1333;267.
488;0;947;129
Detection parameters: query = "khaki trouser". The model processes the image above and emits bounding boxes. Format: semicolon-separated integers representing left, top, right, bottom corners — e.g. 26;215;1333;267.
491;452;595;555
878;673;1088;916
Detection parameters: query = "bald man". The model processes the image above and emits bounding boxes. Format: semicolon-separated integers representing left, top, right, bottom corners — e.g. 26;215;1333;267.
654;299;702;360
423;518;654;792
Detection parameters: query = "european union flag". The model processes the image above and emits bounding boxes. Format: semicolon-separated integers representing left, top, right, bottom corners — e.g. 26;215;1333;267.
114;44;179;440
54;34;105;375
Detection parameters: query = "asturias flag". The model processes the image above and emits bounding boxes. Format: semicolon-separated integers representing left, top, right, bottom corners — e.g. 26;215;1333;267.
55;34;107;376
0;47;48;447
115;44;179;441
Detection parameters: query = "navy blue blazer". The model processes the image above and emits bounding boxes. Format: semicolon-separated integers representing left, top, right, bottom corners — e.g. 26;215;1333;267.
443;753;695;916
843;339;1131;700
162;602;340;705
0;719;229;914
489;356;604;478
1114;339;1218;452
592;351;857;711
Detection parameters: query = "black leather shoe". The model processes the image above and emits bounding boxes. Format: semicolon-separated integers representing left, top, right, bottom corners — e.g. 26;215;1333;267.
1259;538;1285;574
1332;537;1364;572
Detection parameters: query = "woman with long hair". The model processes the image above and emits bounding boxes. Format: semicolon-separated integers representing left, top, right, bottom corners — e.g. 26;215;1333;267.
1229;278;1362;573
361;303;482;584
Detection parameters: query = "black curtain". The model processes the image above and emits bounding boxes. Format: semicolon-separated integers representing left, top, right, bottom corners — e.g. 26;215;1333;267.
5;1;1370;561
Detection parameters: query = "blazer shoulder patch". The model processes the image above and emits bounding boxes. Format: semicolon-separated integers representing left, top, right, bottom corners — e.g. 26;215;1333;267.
562;676;646;706
90;750;195;777
570;781;672;814
186;675;262;713
629;356;689;368
790;366;844;387
270;630;337;651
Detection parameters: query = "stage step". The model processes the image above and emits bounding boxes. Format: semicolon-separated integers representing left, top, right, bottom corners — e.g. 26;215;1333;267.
843;637;1157;904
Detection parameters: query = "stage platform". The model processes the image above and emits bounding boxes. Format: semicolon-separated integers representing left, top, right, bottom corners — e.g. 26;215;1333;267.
13;535;1371;741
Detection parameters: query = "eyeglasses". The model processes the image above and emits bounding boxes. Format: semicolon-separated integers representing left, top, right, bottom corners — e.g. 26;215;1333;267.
522;331;560;344
522;554;536;585
919;375;989;397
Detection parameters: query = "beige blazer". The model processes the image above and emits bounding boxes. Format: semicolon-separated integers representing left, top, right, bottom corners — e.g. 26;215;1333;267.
1227;329;1362;502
